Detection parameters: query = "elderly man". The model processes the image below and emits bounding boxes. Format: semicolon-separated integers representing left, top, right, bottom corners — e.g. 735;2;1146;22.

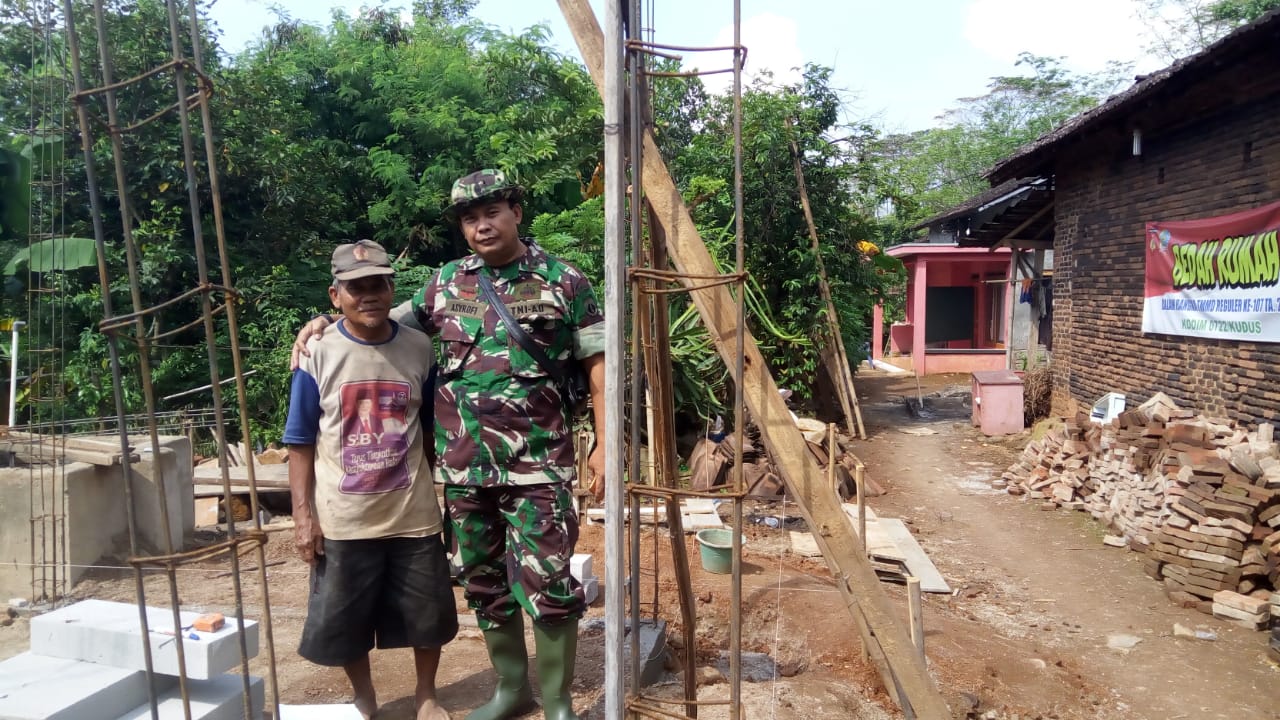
293;170;605;720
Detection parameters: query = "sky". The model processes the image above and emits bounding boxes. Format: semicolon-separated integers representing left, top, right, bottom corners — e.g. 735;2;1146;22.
205;0;1171;133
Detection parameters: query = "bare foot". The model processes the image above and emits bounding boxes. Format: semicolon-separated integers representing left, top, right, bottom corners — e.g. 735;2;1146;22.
415;698;450;720
353;693;378;720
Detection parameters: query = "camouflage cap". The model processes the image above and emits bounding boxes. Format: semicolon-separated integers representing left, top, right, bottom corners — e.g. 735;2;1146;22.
331;239;394;281
447;169;525;214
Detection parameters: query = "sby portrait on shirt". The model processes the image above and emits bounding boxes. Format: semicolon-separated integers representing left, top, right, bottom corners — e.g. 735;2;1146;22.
339;382;412;493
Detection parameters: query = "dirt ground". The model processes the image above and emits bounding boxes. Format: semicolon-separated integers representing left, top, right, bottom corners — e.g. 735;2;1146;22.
3;369;1280;718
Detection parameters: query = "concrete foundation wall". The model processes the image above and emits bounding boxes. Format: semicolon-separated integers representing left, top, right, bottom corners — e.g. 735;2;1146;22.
0;436;193;601
924;352;1009;375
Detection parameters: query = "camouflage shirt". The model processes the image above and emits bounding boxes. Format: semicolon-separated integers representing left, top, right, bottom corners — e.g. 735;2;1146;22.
411;239;604;486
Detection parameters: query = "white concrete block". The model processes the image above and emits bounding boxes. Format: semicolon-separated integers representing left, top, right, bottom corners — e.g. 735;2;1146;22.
570;554;593;583
581;577;599;606
116;673;264;720
30;599;259;680
0;651;173;720
681;512;725;532
279;704;364;719
682;499;717;514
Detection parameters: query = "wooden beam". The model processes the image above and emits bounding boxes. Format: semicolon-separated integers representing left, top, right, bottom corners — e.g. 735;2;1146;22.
557;2;949;716
3;432;141;466
1004;249;1019;370
992;201;1053;250
994;238;1053;251
788;120;864;439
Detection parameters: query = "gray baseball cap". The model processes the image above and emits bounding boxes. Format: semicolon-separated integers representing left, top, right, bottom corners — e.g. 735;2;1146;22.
331;239;394;281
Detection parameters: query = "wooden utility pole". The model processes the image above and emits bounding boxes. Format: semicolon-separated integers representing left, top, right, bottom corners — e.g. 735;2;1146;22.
558;2;949;716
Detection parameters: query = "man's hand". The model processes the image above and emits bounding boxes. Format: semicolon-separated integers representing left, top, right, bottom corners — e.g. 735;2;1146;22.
587;442;605;501
293;507;324;565
289;316;335;371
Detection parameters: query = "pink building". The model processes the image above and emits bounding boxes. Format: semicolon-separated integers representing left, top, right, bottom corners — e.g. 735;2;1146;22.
873;176;1054;375
873;243;1014;375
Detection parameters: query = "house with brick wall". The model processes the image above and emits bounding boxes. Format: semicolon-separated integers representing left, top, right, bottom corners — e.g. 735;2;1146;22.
986;9;1280;426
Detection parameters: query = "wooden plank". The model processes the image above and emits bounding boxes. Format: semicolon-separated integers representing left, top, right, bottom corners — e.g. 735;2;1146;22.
846;513;907;562
193;484;290;498
788;531;823;557
878;519;951;594
2;432;139;465
789;124;862;440
644;207;681;489
557;3;948;715
194;496;220;526
193;463;290;487
907;577;925;662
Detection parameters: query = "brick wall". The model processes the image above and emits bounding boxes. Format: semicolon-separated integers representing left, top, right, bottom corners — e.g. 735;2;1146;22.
1050;78;1280;426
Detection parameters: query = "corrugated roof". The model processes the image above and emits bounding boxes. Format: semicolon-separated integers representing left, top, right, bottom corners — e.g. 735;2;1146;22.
911;177;1047;231
987;8;1280;181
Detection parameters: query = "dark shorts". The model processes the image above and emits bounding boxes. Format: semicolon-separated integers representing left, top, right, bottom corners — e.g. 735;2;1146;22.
298;534;458;667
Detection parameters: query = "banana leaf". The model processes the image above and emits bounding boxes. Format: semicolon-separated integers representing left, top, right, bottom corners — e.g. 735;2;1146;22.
3;236;98;275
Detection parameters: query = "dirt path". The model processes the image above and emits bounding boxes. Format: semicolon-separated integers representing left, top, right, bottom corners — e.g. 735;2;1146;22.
853;368;1280;720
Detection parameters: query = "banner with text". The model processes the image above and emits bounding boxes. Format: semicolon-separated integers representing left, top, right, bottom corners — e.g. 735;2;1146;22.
1143;200;1280;342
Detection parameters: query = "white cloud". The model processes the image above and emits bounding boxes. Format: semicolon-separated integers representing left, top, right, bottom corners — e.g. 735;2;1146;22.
211;0;370;52
963;0;1154;72
702;12;804;94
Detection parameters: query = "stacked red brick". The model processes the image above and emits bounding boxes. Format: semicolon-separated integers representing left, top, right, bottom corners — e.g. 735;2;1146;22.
1271;593;1280;662
1001;394;1280;620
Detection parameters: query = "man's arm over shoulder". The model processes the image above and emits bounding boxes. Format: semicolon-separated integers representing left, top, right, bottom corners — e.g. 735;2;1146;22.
402;267;449;335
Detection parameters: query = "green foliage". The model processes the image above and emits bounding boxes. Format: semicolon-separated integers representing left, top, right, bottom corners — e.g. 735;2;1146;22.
873;54;1128;241
666;64;900;402
0;0;1035;438
3;236;96;274
0;144;30;242
1207;0;1280;23
529;196;604;283
1139;0;1280;60
0;1;605;438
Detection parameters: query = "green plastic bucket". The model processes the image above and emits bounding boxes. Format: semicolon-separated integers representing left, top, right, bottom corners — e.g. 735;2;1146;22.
695;529;741;574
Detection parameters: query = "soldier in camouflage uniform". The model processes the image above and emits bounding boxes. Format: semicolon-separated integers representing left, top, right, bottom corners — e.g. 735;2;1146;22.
292;170;605;720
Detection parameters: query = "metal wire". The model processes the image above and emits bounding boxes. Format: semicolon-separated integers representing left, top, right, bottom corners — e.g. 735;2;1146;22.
62;0;280;716
23;0;70;605
618;3;750;719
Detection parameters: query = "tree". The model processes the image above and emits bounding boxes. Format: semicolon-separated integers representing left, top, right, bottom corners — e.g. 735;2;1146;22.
1138;0;1280;61
873;54;1128;242
664;64;901;404
0;1;610;440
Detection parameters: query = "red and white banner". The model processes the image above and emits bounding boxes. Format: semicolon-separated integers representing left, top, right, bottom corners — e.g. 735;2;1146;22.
1143;200;1280;341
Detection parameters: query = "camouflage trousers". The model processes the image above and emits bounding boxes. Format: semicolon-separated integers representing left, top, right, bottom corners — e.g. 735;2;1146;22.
445;482;584;630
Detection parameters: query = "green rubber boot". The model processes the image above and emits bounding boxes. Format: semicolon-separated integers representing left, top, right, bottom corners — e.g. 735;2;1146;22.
533;619;581;720
467;615;536;720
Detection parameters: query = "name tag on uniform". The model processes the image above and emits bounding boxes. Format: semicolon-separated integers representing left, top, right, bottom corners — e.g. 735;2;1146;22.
507;300;556;317
445;298;485;318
